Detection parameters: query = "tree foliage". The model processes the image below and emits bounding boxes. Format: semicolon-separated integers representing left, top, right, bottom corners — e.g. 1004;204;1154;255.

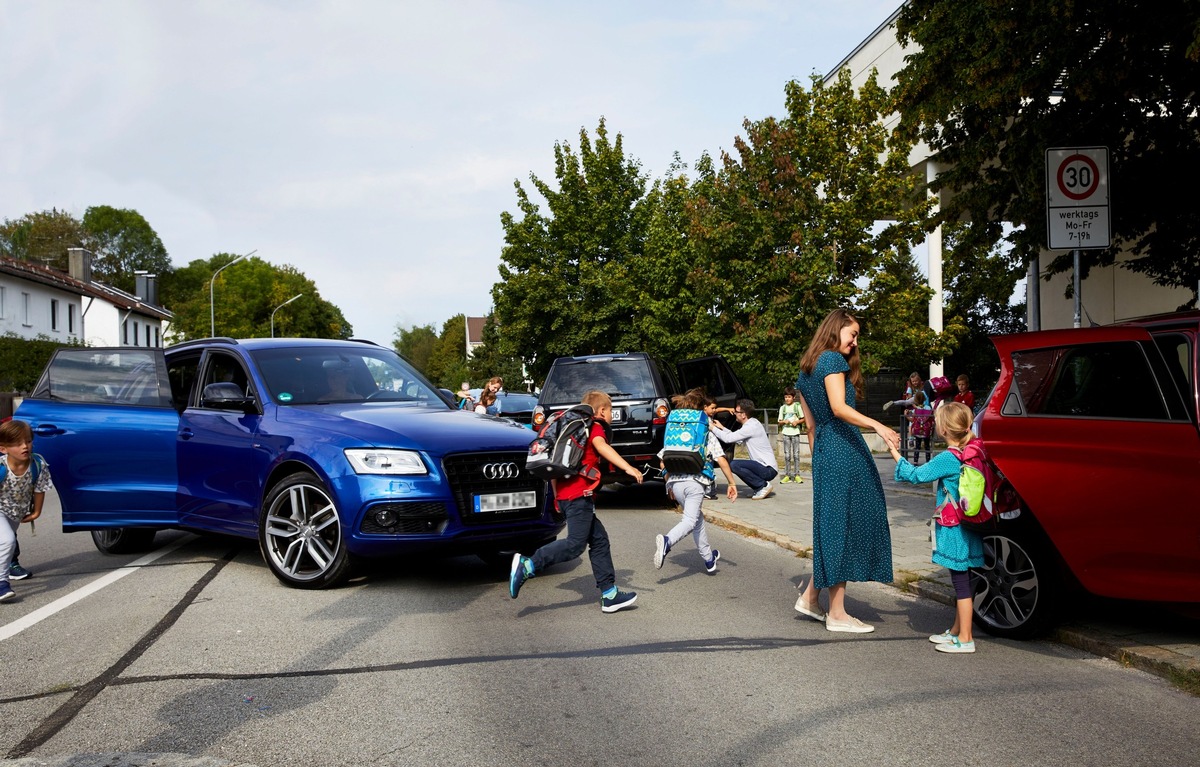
0;209;86;270
893;0;1200;296
467;315;528;391
165;254;351;341
394;323;438;372
81;206;172;295
424;314;471;390
494;118;649;384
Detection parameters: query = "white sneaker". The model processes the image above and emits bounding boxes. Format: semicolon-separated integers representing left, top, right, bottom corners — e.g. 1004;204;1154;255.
653;534;669;569
751;483;772;500
882;401;893;411
935;637;976;654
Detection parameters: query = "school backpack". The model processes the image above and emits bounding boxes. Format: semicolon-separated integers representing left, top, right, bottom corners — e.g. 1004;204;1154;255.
909;407;934;438
928;376;955;408
946;441;1017;525
525;404;597;481
661;408;712;478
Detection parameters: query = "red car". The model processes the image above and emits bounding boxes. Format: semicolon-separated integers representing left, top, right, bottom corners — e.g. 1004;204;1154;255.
973;311;1200;638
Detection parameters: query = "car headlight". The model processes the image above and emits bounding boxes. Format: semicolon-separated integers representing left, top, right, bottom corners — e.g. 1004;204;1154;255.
344;449;427;475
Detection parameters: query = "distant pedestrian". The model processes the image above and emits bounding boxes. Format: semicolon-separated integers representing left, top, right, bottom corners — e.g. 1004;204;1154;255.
0;420;53;602
793;308;899;634
701;396;732;500
882;372;935;412
509;390;643;613
483;376;504;415
653;388;738;575
889;401;984;654
907;391;934;465
954;374;976;411
711;399;779;500
777;387;805;484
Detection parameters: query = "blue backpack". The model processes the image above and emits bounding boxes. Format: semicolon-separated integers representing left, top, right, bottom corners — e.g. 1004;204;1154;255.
0;454;46;485
661;409;713;479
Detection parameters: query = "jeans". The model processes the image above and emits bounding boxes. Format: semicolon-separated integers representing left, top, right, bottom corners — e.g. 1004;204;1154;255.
730;459;778;492
665;479;712;561
531;496;615;593
780;433;802;476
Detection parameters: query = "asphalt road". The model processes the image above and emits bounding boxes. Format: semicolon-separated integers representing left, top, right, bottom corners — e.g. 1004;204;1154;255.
2;487;1198;767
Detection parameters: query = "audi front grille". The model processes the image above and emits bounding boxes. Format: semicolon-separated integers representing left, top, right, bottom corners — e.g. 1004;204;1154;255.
442;451;545;526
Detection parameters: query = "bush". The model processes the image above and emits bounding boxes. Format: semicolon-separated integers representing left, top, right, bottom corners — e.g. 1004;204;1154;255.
0;334;76;393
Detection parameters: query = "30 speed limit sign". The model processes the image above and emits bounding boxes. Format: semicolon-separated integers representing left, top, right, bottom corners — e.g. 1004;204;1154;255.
1046;146;1110;249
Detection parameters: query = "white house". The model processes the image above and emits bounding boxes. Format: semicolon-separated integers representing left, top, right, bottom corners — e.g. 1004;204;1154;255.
0;250;171;348
829;7;1192;336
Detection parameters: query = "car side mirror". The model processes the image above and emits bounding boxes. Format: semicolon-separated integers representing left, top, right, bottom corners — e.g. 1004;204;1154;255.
201;382;255;412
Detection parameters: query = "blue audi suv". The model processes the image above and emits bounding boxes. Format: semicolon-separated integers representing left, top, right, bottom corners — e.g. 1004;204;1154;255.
15;338;561;588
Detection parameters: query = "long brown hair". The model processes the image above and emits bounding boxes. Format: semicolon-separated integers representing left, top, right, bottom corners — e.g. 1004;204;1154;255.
798;308;865;400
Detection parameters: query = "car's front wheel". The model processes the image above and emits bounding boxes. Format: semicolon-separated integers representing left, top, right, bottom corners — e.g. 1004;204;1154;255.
91;528;157;554
259;472;352;589
970;527;1061;640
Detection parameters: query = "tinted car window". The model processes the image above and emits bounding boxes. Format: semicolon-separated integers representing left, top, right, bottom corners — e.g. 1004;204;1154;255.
33;349;171;407
1011;341;1174;420
250;345;447;407
539;358;657;402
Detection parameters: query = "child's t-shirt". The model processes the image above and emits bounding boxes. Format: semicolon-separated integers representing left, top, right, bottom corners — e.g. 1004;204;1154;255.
909;407;934;438
0;454;54;523
778;403;803;436
554;422;606;501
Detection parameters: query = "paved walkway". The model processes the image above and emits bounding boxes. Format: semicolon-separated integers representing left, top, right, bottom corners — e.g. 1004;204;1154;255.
700;454;1200;695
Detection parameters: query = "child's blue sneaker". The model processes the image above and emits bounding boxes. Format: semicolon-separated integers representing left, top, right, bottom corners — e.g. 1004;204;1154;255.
0;581;14;602
600;590;637;613
509;554;532;599
928;630;956;645
653;535;670;569
9;563;31;580
704;550;721;574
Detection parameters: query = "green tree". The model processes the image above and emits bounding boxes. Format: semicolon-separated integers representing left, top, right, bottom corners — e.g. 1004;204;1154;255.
165;254;351;341
0;209;86;270
81;206;173;295
940;222;1028;391
394;323;438;372
893;0;1200;298
494;118;650;383
425;314;471;390
467;315;528;390
678;71;937;401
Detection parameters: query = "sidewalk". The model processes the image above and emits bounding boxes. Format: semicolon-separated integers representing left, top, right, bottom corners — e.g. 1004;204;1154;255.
699;453;1200;695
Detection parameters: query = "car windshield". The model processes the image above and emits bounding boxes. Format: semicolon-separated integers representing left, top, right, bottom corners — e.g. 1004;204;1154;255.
251;346;448;407
540;358;656;403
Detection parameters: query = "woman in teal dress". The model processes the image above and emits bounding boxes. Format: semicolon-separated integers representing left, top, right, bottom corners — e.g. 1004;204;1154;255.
793;309;900;634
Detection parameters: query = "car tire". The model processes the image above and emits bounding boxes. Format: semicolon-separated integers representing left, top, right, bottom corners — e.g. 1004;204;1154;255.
970;526;1061;640
91;528;158;555
259;472;352;589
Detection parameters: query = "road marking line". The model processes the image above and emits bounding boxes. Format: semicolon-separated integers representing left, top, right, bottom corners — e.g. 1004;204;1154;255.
0;537;193;642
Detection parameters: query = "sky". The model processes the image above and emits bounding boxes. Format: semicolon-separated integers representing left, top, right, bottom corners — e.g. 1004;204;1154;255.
1;0;905;346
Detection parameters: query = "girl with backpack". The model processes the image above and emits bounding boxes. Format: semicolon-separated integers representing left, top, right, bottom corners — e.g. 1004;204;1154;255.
888;401;985;654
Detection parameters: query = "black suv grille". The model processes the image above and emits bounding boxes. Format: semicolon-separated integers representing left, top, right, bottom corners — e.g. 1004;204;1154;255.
443;451;545;526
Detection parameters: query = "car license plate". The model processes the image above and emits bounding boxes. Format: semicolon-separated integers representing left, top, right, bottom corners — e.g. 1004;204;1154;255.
474;490;537;514
611;408;623;422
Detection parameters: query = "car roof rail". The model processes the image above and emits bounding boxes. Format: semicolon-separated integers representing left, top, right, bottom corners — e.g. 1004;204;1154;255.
346;338;382;347
171;337;238;351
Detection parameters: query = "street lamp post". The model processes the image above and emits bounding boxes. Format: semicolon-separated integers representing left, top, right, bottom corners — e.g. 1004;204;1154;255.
209;250;255;337
270;293;304;338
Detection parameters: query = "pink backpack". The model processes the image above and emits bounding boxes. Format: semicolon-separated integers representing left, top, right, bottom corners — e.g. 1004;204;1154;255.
910;408;934;438
937;441;1019;526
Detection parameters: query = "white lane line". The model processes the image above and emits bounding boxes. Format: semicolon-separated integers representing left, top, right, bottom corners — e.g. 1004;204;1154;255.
0;537;194;642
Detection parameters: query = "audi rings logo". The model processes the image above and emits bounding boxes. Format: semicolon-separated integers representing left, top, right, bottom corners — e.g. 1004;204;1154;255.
482;462;521;480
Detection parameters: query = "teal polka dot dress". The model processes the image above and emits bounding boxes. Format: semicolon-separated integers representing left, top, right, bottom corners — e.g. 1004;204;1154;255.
796;351;893;589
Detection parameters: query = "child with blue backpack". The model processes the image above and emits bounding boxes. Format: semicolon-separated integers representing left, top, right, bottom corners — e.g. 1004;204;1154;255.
888;401;984;654
1;419;53;602
653;388;738;574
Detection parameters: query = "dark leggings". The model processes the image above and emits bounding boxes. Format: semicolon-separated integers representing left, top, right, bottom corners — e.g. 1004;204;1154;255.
951;569;972;600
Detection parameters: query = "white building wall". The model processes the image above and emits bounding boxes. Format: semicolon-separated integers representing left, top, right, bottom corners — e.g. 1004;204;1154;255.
81;298;164;348
0;277;83;342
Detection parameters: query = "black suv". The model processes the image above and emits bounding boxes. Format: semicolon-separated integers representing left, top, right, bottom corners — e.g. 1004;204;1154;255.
534;352;746;481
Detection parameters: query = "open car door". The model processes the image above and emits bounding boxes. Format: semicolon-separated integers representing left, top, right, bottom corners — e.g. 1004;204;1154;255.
16;347;180;531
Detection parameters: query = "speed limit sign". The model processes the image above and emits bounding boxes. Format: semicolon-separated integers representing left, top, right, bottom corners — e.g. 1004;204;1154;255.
1046;147;1110;249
